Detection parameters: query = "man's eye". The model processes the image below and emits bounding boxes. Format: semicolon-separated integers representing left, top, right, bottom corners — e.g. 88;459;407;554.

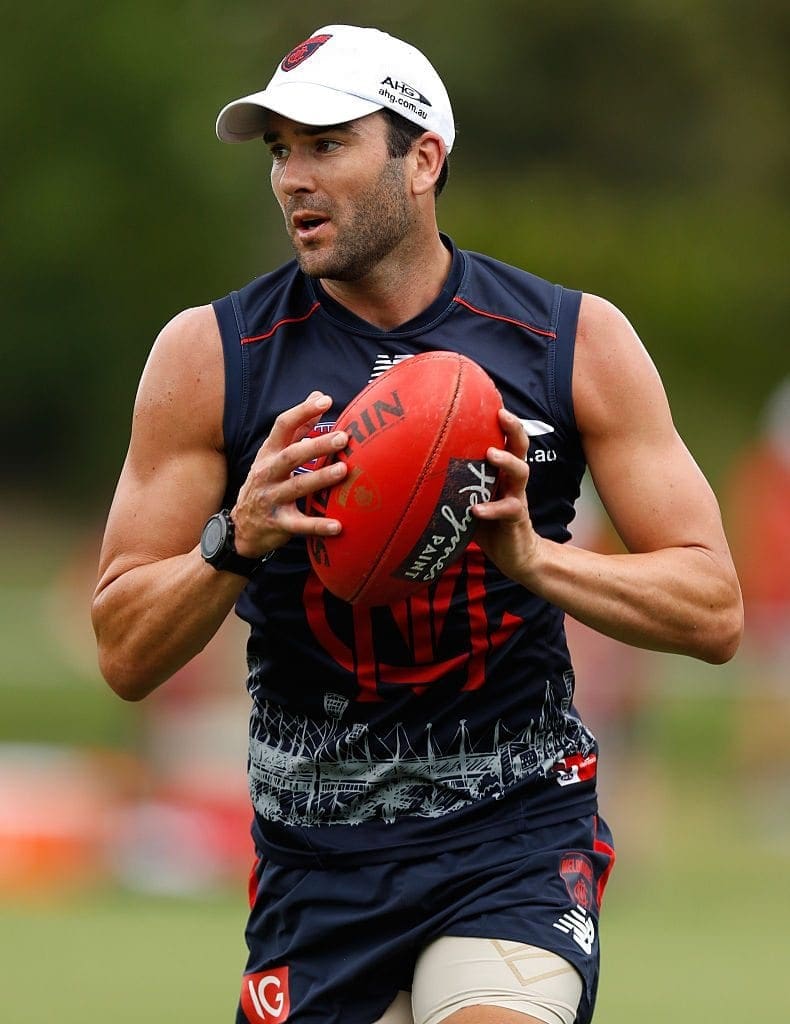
316;140;341;153
269;145;288;160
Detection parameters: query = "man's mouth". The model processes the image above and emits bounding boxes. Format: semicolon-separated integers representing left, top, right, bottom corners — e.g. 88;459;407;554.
292;212;330;241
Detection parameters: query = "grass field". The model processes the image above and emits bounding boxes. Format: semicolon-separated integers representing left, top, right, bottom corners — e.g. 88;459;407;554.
597;791;786;1020
1;889;246;1022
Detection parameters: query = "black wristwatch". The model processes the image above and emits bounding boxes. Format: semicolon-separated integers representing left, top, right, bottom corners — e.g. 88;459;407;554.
200;509;272;579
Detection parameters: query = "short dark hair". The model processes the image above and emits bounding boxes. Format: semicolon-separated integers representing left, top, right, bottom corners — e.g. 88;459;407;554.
381;108;449;198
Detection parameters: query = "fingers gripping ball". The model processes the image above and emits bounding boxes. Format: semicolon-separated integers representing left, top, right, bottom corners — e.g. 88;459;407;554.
306;351;505;605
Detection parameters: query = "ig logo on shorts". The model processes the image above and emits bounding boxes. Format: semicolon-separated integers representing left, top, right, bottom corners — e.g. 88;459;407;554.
240;966;290;1023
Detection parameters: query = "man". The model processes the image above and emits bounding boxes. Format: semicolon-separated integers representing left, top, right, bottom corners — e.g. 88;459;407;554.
91;24;742;1024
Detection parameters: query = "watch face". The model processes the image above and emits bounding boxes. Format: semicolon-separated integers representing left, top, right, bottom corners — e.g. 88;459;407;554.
201;514;227;560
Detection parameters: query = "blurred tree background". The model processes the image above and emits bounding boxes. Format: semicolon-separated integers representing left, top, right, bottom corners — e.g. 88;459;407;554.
2;0;787;507
1;3;788;1022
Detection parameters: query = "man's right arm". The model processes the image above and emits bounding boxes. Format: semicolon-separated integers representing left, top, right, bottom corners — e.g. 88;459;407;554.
91;305;348;701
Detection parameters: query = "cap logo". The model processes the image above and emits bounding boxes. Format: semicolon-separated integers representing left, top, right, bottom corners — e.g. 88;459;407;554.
281;33;332;72
380;76;432;107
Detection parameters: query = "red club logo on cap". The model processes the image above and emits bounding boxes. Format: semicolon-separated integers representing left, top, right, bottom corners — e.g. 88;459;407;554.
281;34;333;72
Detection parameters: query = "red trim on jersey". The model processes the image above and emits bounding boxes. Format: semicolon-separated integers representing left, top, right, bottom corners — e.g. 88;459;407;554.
242;302;321;344
453;296;557;339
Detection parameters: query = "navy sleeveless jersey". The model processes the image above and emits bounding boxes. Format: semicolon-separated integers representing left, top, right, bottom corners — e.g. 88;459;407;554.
212;235;597;866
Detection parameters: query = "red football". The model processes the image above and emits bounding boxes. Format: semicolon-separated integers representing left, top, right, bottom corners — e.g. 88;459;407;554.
306;351;505;605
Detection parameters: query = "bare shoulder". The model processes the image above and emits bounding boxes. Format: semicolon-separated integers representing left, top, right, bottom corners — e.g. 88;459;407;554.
96;304;227;580
573;291;672;442
134;303;225;452
572;292;734;560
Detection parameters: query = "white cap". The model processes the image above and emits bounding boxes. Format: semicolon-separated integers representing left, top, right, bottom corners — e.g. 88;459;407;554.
216;25;455;153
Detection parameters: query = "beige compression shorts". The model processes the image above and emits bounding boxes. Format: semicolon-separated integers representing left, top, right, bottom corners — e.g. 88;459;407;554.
373;936;583;1024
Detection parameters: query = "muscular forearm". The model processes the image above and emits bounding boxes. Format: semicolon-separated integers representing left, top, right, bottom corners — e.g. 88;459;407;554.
92;548;246;700
521;538;743;664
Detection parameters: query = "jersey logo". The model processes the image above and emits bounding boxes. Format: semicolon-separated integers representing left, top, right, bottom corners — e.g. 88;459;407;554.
368;352;414;382
240;967;290;1022
521;418;554;436
552;752;597;787
521;418;558;465
294;421;335;475
304;545;522;700
280;34;332;72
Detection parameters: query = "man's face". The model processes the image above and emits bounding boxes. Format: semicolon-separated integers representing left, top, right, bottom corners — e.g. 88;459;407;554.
264;112;415;281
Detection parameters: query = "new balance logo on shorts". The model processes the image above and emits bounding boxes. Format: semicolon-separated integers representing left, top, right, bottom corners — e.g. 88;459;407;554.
553;906;596;955
240;967;290;1022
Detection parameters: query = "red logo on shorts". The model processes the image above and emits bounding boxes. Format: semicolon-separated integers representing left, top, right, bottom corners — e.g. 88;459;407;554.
240;967;290;1023
560;853;595;910
281;34;332;72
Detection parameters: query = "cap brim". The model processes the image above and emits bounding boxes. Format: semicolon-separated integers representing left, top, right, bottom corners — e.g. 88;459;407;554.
216;82;383;142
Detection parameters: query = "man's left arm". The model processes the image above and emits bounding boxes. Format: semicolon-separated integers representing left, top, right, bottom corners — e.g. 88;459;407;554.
474;292;743;664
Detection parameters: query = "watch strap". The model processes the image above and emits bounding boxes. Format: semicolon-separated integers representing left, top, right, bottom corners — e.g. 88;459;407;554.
202;509;272;579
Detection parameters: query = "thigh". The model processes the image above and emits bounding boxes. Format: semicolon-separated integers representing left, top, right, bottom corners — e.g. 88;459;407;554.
421;815;616;1024
412;936;582;1024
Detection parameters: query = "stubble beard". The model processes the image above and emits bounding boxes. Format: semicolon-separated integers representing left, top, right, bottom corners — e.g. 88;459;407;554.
290;158;414;282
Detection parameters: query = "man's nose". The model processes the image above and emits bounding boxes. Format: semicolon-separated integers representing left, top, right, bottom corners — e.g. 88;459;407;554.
276;150;316;195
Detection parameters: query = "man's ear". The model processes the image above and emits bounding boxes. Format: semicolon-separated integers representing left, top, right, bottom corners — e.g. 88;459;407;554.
410;133;445;196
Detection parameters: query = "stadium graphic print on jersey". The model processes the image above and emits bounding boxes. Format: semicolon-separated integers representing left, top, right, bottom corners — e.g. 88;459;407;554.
247;672;595;827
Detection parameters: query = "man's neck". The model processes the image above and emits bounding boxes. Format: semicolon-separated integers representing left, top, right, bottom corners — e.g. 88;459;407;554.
319;232;452;331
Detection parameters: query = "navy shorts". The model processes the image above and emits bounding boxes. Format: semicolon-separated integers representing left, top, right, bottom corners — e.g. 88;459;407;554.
237;814;615;1024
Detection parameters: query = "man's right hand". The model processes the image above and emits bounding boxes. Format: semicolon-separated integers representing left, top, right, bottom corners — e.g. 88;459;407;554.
232;391;348;559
